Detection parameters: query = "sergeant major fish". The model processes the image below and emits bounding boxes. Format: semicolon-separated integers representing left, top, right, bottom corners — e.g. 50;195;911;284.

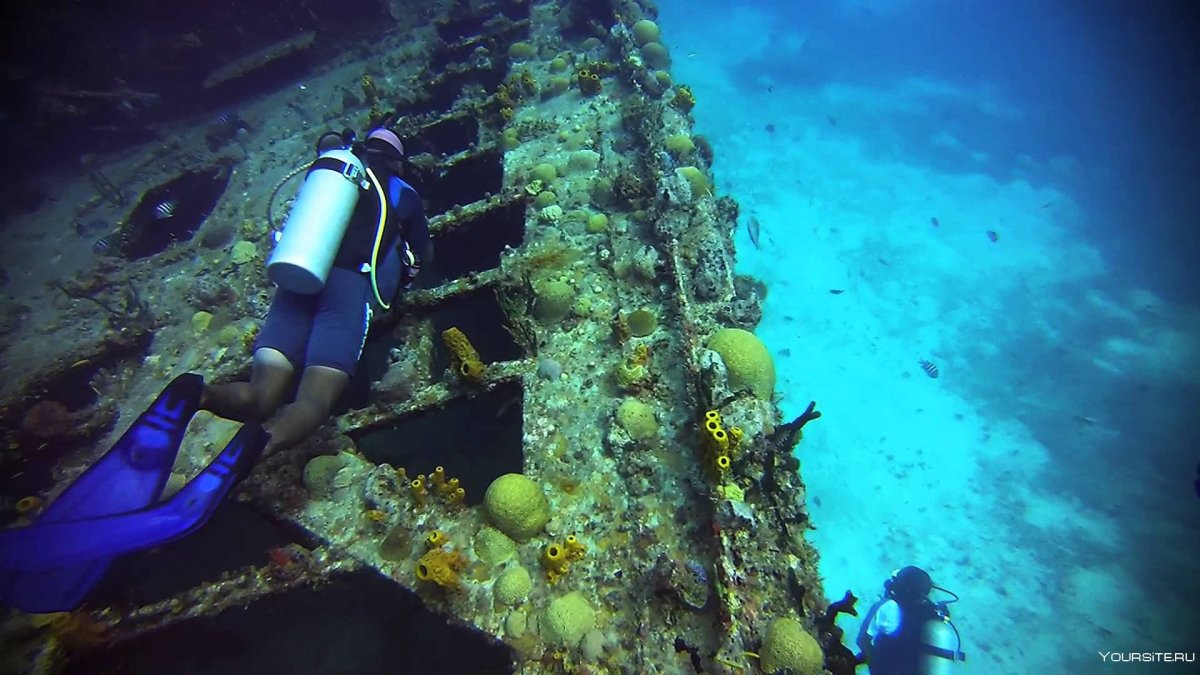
93;231;120;255
154;200;177;219
918;359;939;379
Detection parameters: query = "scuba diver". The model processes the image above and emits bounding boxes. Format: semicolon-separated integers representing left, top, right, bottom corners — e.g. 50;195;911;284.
0;121;431;613
856;566;967;675
201;122;431;454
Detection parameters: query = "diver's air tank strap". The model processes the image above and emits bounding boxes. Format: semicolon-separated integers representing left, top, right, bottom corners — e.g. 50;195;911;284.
307;156;369;188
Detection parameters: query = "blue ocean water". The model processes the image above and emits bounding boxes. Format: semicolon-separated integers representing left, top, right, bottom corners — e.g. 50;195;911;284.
656;0;1200;672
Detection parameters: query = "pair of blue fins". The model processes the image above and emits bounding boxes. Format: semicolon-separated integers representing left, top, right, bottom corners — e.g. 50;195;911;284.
0;374;269;613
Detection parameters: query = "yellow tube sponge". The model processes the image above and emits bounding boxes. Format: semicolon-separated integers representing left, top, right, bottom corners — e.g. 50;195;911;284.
541;542;571;583
416;547;468;591
442;327;486;383
564;534;586;561
706;328;776;399
702;410;741;481
411;476;427;506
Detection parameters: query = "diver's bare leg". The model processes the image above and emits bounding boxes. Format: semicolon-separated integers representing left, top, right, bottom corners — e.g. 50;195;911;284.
200;348;296;422
262;365;349;453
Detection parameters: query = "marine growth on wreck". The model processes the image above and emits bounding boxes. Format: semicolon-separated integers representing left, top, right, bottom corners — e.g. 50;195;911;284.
0;1;851;673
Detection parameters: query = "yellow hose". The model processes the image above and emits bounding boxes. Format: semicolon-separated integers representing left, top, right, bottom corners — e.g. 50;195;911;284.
364;167;390;310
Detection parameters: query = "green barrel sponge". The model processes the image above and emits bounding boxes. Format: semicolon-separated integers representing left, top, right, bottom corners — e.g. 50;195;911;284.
631;19;661;47
707;328;776;399
760;617;823;675
494;565;533;606
641;42;670;69
475;526;517;565
483;473;550;542
626;308;657;337
586;212;609;233
664;134;695;156
568;150;601;173
616;398;658;440
544;76;570;97
508;41;536;59
533;279;575;322
532;162;558;183
676;166;709;197
542;592;596;648
302;454;350;499
231;240;257;265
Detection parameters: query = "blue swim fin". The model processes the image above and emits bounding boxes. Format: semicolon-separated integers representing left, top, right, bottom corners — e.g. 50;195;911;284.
0;424;267;572
0;373;203;612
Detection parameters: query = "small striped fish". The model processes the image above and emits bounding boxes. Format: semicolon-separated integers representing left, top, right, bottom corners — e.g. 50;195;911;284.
154;200;177;219
918;359;939;379
93;233;117;254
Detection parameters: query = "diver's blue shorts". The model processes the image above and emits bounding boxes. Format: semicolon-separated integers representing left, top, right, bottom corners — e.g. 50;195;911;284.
255;267;371;375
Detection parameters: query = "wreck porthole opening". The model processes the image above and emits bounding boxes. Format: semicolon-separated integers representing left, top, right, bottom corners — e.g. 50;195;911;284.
64;570;513;675
120;166;232;260
352;379;525;507
425;198;526;283
39;362;106;413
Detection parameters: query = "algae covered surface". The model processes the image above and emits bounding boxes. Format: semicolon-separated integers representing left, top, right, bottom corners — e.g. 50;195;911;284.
0;2;843;673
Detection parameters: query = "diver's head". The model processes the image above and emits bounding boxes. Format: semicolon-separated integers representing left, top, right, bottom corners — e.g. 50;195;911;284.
886;566;933;607
316;129;356;154
364;127;406;172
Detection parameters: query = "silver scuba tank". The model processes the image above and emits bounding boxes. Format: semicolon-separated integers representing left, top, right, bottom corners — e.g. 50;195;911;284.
266;148;365;293
919;612;964;675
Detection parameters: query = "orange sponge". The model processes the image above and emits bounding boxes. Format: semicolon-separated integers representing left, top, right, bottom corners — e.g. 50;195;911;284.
416;547;468;590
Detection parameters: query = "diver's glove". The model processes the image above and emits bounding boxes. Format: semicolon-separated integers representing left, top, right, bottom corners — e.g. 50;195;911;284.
399;243;421;290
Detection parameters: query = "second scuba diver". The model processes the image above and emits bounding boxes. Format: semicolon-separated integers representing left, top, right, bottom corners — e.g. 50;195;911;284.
857;565;967;675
